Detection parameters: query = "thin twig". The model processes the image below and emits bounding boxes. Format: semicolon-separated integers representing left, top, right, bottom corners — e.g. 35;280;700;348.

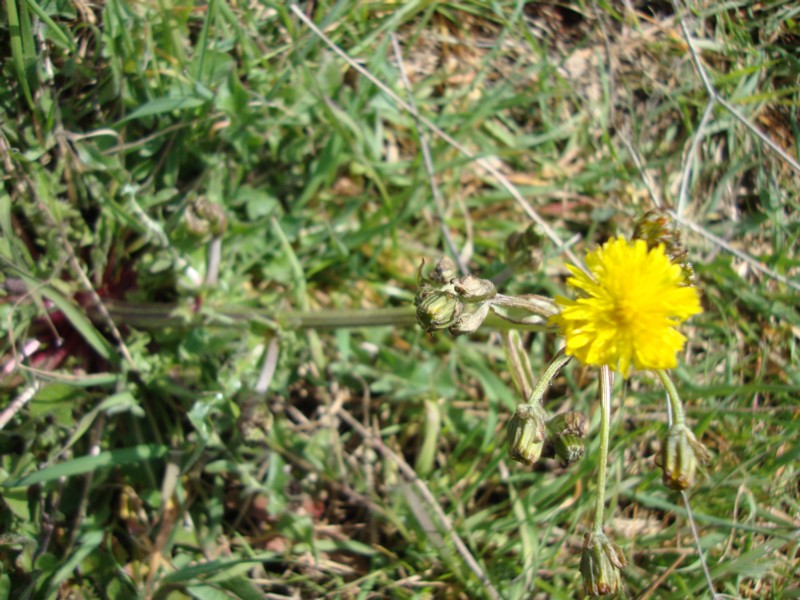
618;129;662;209
664;370;719;599
206;237;222;286
673;213;800;292
337;409;501;600
681;490;720;600
669;0;800;295
390;34;468;275
255;337;281;394
289;4;585;273
671;0;800;176
717;96;800;174
677;100;715;217
0;383;39;431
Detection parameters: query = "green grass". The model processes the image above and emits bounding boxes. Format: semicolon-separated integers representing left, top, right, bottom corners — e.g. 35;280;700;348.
1;0;799;598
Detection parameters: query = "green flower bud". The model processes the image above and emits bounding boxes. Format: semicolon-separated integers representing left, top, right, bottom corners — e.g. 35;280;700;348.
553;433;585;467
197;200;228;237
414;289;463;333
451;275;496;303
505;225;545;274
656;423;710;491
507;403;548;465
580;532;627;597
547;411;588;439
185;197;228;238
449;302;490;336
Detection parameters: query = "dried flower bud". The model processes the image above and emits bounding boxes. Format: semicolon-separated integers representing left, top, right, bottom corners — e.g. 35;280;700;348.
547;411;589;439
580;532;627;597
507;403;548;465
451;275;496;303
414;289;463;333
552;434;585;467
449;303;490;336
656;423;710;491
505;225;545;274
428;257;458;285
633;209;697;287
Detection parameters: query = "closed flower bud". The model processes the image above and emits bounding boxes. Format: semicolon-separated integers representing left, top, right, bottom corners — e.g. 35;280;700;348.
656;423;710;491
186;197;228;238
415;289;463;333
505;225;545;274
547;411;589;439
580;532;627;597
452;275;496;303
449;302;490;336
553;434;585;467
507;403;548;465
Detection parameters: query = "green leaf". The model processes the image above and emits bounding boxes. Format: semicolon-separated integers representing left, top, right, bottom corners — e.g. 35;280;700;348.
117;96;208;124
21;0;76;51
4;444;168;488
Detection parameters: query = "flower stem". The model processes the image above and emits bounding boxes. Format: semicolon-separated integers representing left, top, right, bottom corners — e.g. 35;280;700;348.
98;300;550;333
656;370;686;426
593;365;613;534
528;350;572;406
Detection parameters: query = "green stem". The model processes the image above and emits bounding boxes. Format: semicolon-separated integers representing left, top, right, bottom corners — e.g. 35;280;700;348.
528;350;572;406
100;300;418;330
501;331;535;400
593;365;612;534
656;369;686;426
98;300;553;333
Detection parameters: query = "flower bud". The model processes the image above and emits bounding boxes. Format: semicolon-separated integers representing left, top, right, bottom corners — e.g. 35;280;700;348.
451;275;496;303
656;423;710;491
633;209;697;287
507;403;548;465
580;532;627;597
505;225;545;274
186;197;228;238
428;257;458;285
552;433;585;467
547;411;588;439
449;302;490;336
414;289;463;333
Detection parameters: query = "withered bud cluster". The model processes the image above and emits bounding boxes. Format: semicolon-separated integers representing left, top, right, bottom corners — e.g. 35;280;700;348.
508;407;589;468
633;209;697;287
185;196;228;238
505;224;545;274
580;532;627;597
656;423;711;491
414;258;497;336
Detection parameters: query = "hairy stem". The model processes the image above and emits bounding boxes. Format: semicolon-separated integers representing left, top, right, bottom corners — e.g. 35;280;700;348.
656;369;686;426
593;365;613;534
528;350;572;406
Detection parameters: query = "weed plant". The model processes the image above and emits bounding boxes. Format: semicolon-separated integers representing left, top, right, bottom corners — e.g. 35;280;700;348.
0;1;798;598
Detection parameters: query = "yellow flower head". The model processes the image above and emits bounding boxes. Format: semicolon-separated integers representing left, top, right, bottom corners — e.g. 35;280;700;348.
552;236;702;377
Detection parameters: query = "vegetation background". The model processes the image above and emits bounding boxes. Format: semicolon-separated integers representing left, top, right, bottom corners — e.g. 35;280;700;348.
1;0;798;598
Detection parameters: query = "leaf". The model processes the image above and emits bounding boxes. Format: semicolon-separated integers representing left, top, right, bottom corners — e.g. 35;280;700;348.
21;0;76;51
36;282;118;365
117;96;208;124
3;444;168;488
5;0;34;108
159;555;280;584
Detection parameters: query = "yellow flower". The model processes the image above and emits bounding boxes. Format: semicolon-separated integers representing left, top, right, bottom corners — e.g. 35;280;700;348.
552;236;702;376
